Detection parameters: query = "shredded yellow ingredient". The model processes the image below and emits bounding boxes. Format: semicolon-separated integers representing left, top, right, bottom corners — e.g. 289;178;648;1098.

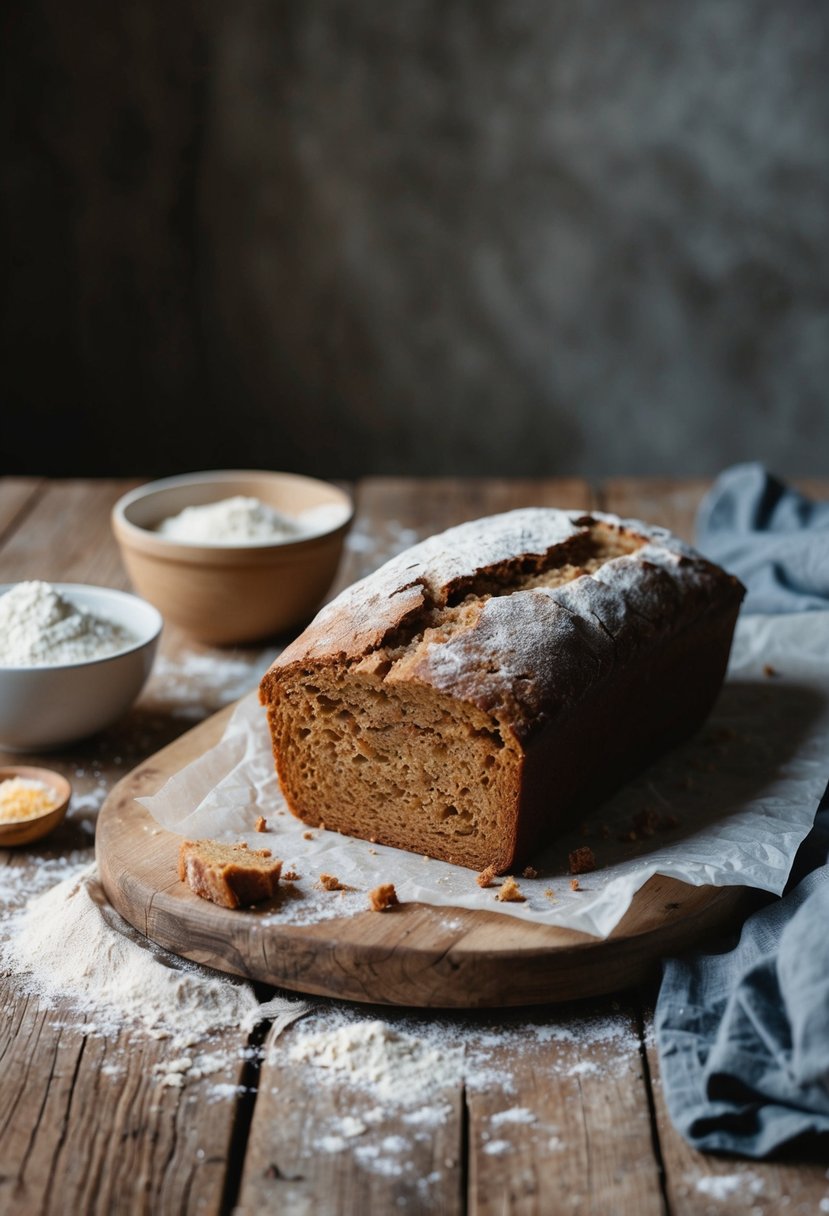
0;778;58;823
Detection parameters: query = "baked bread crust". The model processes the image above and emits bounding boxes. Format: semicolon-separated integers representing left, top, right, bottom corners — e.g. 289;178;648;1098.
260;508;745;873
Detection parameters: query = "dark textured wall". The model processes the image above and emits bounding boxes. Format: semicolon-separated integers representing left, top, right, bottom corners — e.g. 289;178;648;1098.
3;1;829;477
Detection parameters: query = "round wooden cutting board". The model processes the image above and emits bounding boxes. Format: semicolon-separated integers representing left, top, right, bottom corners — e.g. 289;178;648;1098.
96;706;748;1008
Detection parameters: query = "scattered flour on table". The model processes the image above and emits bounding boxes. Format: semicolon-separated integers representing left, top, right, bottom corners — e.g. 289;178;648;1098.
149;648;276;718
272;1002;639;1178
286;1018;464;1105
694;1173;765;1200
0;852;92;908
0;581;136;666
0;864;307;1062
345;519;421;564
490;1107;536;1126
483;1140;511;1156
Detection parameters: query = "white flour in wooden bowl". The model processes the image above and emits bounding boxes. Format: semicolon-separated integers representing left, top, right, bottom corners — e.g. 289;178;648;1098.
157;496;347;545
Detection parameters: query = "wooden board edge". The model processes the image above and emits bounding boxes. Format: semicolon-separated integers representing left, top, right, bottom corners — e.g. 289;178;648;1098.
96;706;752;1008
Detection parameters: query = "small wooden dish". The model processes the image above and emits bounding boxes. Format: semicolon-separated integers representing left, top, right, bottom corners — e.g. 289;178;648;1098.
0;766;72;847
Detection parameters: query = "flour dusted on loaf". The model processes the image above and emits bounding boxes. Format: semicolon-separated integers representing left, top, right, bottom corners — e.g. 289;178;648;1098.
0;581;136;666
261;508;745;873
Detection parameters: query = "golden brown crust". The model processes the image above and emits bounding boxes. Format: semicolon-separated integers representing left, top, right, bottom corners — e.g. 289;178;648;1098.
178;840;282;909
260;508;745;875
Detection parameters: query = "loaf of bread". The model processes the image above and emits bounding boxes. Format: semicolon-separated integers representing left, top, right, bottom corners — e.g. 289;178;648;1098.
259;509;745;874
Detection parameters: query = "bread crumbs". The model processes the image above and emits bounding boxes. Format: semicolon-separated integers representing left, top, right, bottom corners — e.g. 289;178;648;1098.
318;873;351;892
522;865;539;879
570;878;580;892
369;883;399;911
254;816;267;833
496;877;525;903
477;864;497;889
568;846;596;875
302;831;315;840
282;869;300;882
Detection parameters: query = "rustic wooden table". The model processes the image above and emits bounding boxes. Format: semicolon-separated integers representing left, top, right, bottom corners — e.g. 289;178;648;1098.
1;475;827;1216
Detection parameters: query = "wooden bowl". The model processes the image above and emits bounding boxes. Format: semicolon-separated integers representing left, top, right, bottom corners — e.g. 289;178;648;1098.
0;766;71;847
112;471;354;645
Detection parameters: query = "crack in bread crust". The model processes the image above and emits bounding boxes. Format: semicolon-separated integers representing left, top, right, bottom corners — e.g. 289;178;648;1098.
260;507;745;872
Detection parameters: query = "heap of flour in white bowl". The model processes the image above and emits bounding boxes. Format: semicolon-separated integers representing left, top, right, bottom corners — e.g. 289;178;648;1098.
0;580;136;667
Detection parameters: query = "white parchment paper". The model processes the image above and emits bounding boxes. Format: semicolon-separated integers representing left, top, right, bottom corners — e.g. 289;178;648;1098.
140;613;829;938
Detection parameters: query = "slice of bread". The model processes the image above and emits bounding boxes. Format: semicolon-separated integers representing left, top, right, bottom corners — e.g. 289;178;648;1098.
178;839;283;909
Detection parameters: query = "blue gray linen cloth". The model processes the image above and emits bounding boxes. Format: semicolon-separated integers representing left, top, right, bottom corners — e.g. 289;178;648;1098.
655;463;829;1157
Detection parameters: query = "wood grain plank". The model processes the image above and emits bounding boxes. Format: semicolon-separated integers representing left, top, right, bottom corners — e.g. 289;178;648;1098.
598;478;712;543
643;1011;829;1216
0;478;44;544
0;977;249;1216
601;476;829;544
0;477;270;1215
342;477;595;582
466;1004;665;1216
0;478;139;589
236;1015;463;1216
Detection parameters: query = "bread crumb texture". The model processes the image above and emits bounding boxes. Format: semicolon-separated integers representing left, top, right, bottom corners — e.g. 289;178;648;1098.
476;864;497;889
496;876;526;903
369;883;399;911
318;873;351;892
178;840;282;910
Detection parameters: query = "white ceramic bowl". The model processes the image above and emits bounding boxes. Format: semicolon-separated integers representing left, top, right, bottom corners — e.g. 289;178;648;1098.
0;584;162;752
112;470;354;645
